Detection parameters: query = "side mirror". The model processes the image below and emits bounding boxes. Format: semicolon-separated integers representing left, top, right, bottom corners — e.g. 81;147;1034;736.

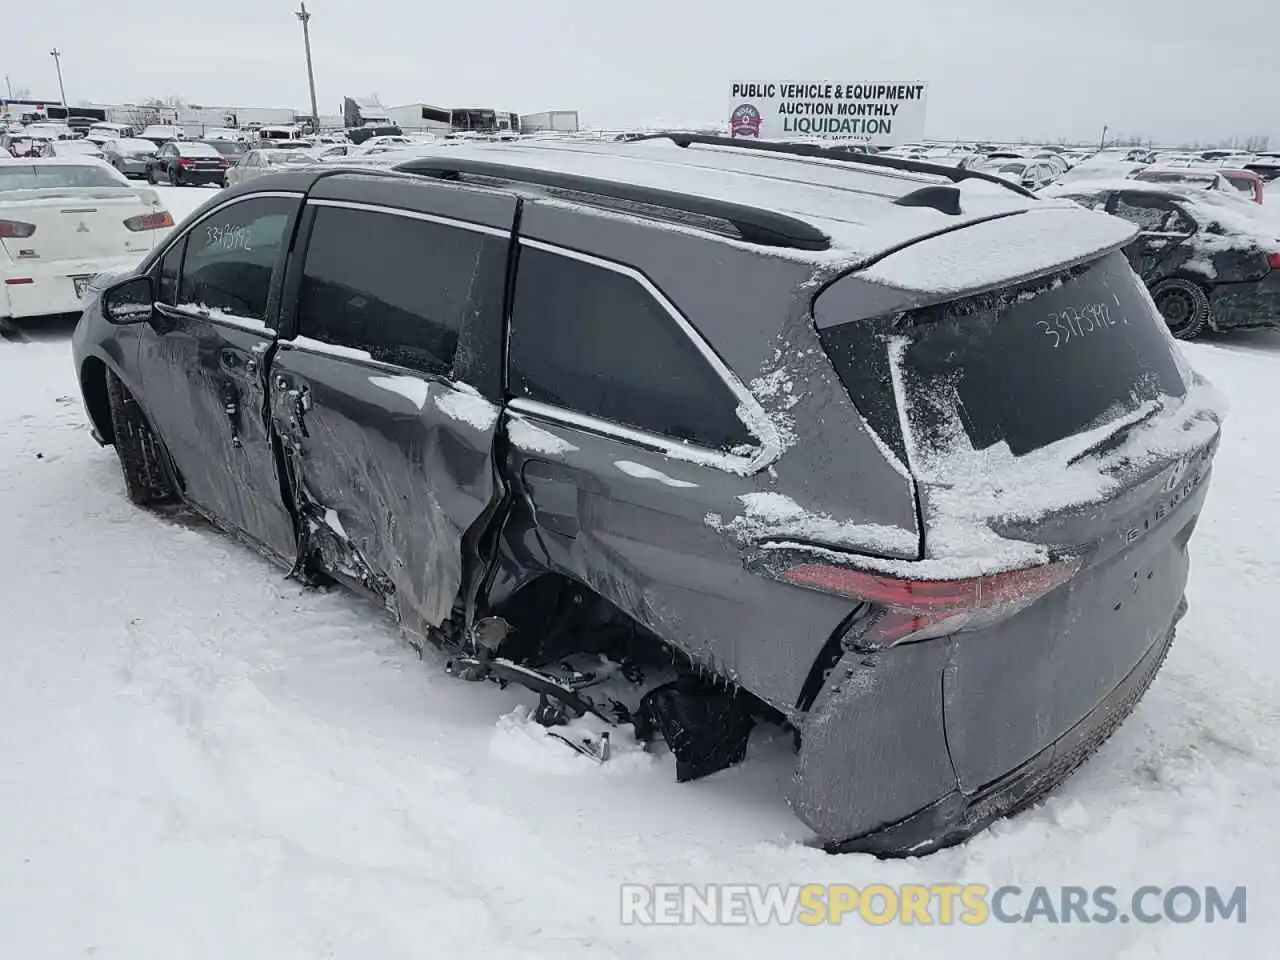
102;275;155;324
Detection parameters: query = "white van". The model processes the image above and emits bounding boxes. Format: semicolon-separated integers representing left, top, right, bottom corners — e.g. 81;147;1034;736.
84;122;137;144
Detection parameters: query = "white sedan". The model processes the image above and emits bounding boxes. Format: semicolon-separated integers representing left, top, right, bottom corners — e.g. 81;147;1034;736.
0;158;174;321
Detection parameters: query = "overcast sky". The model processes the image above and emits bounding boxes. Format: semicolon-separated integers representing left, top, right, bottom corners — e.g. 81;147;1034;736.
3;0;1277;145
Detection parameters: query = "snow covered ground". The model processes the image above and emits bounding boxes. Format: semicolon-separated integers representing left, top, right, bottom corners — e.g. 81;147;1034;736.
0;186;1277;957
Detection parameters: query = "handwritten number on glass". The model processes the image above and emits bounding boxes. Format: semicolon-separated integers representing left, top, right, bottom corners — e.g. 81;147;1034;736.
1039;303;1124;348
205;223;254;253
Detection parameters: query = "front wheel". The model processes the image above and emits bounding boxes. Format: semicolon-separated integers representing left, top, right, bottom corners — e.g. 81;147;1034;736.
104;369;177;505
147;167;158;185
1151;278;1210;340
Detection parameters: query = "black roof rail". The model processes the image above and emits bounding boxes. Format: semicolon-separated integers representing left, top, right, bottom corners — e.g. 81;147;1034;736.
629;132;1040;200
392;155;831;250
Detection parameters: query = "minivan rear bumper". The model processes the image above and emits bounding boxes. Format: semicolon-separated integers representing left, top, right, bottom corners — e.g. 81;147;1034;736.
788;447;1215;855
826;609;1181;857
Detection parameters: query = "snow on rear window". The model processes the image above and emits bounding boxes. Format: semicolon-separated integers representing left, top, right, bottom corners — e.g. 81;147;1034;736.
890;252;1188;458
178;142;222;158
0;164;127;191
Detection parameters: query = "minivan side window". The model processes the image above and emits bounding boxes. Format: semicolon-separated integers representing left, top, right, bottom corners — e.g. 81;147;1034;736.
508;245;754;452
177;196;295;321
294;205;506;378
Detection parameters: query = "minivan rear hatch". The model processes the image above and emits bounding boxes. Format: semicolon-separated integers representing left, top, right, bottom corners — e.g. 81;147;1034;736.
810;205;1227;789
812;205;1225;570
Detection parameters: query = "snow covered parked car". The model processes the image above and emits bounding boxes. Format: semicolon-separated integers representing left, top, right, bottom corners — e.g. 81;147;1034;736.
83;122;137;145
974;157;1059;190
71;135;1224;856
34;139;105;161
1130;166;1239;196
0;158;174;324
1044;179;1280;338
223;148;315;186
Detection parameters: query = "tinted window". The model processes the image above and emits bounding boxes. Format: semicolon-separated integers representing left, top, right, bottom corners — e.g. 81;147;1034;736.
508;246;753;451
296;205;505;377
818;251;1187;459
177;197;295;320
158;237;185;305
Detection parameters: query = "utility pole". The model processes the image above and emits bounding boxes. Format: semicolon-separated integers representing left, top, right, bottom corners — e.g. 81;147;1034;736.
1099;124;1108;151
296;2;320;134
4;75;12;99
49;48;66;106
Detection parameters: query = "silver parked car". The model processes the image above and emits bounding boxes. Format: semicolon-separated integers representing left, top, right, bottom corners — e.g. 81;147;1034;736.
35;139;105;161
101;138;159;179
225;148;316;187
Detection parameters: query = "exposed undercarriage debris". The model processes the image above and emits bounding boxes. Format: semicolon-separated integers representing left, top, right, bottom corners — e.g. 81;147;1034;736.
440;575;773;777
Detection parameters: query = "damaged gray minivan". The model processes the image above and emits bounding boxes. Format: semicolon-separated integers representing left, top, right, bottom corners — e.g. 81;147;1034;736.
71;134;1224;855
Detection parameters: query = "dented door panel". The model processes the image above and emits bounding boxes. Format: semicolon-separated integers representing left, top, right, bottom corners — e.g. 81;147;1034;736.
269;343;500;631
492;408;855;714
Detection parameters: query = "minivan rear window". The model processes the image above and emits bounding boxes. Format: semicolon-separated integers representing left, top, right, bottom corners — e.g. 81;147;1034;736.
817;251;1188;460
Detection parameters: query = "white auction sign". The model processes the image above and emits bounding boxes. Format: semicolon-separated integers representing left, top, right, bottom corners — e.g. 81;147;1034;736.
727;81;928;146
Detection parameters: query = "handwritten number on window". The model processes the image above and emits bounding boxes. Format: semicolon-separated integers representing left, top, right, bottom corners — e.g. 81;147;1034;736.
205;223;254;253
1040;303;1117;349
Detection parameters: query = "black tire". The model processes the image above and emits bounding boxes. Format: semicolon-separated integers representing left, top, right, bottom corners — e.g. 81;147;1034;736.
1151;278;1209;341
168;167;181;187
104;369;176;505
147;167;158;185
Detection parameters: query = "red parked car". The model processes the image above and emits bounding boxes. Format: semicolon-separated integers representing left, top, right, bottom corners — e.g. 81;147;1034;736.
1219;168;1265;204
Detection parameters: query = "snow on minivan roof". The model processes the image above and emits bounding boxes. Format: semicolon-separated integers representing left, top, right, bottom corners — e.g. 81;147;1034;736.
387;137;1098;265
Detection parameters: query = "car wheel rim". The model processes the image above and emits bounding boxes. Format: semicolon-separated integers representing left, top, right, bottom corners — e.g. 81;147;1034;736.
1157;290;1195;332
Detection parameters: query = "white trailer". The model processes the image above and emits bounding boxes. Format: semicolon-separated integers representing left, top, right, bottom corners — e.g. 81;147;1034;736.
520;110;580;134
386;103;453;135
228;106;299;128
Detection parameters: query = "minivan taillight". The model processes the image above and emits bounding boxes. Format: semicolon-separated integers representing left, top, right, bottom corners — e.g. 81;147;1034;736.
775;555;1082;647
0;219;36;238
124;211;175;231
1269;253;1280;271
